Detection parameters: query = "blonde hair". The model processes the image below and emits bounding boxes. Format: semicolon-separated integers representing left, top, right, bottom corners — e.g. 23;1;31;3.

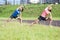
48;4;53;10
48;4;53;7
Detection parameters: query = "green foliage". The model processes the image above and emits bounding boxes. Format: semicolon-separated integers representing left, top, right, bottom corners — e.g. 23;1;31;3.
0;21;60;40
0;5;18;18
0;4;60;18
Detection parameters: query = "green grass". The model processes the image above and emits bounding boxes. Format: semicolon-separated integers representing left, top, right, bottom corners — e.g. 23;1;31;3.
0;20;60;40
0;4;60;40
0;17;60;20
22;17;60;20
0;4;60;18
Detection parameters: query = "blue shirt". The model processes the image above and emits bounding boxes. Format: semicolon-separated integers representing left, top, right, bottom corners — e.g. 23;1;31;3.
12;9;21;17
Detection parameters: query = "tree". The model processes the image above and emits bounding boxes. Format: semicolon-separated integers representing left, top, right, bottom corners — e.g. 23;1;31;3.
13;0;15;5
4;0;7;5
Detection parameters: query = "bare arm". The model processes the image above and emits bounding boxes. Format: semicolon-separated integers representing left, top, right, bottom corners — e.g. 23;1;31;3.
20;12;22;19
49;12;52;25
18;12;22;19
49;12;52;20
17;12;22;23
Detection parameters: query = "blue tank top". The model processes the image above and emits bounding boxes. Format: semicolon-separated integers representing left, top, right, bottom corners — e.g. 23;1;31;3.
12;9;20;17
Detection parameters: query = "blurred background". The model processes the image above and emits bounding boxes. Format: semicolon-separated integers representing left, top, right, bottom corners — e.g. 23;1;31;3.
0;0;60;18
0;0;60;5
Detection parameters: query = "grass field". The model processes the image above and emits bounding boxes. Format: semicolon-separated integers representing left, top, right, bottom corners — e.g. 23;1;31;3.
0;4;60;40
0;21;60;40
0;4;60;18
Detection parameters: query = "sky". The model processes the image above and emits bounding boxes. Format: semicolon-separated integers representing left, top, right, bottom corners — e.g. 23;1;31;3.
0;0;60;5
7;0;20;5
0;0;21;5
0;0;40;5
30;0;39;3
0;0;5;4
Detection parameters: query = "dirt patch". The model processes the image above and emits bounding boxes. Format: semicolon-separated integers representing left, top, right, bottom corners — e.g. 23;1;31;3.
23;20;60;27
0;20;60;27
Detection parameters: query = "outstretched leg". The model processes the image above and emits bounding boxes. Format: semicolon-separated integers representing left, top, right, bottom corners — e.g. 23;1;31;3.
31;19;39;25
6;18;12;22
2;18;13;26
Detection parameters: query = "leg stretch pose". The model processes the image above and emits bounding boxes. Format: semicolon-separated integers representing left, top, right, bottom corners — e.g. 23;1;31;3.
7;5;24;23
31;4;53;25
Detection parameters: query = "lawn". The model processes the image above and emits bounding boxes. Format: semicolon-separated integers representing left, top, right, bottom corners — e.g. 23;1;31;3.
0;4;60;18
0;4;60;40
0;20;60;40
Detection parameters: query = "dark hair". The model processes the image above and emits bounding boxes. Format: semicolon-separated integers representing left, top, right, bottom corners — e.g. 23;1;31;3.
21;7;24;12
18;9;20;11
49;10;51;12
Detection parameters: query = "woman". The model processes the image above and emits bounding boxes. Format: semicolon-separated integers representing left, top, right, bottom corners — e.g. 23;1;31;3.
7;5;24;23
31;4;53;25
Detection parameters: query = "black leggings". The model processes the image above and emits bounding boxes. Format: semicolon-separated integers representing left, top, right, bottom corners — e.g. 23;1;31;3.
38;16;46;21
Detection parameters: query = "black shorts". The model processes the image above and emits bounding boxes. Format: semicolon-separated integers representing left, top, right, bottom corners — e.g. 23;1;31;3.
10;15;18;19
38;16;46;21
